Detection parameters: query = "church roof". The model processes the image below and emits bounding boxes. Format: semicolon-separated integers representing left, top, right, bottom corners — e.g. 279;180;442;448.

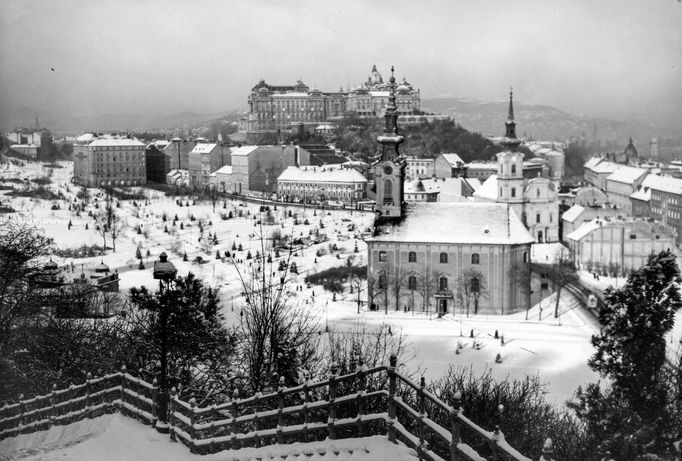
369;202;534;245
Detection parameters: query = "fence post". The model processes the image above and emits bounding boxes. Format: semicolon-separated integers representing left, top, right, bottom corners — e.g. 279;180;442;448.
539;438;555;461
18;394;25;428
488;404;504;461
303;379;311;442
356;362;367;437
418;376;426;460
189;397;197;453
230;389;239;450
151;378;159;428
450;391;462;461
168;387;177;442
277;376;285;444
85;372;92;410
387;353;397;444
253;391;261;447
120;364;127;410
328;362;338;440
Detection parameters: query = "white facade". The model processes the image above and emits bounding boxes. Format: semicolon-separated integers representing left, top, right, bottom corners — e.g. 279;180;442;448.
605;166;648;213
73;135;146;187
405;157;435;180
277;166;367;204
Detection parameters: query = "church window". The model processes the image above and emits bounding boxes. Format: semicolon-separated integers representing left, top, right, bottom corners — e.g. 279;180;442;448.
408;276;417;290
383;180;393;203
439;277;448;291
523;251;528;263
511;188;516;198
536;188;540;197
511;164;516;174
471;253;480;264
379;274;387;289
536;213;541;223
378;251;387;262
408;251;417;262
439;252;448;263
471;277;480;293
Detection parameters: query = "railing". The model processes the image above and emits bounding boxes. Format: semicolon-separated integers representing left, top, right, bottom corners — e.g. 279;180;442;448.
0;358;556;460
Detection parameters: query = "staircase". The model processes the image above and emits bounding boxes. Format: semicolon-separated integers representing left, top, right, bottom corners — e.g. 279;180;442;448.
0;355;556;461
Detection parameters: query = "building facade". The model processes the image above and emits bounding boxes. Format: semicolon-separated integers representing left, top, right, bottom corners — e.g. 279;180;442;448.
188;143;230;189
605;166;648;213
230;145;311;196
648;175;682;245
405;156;435;180
434;153;465;178
277;166;367;205
73;135;146;187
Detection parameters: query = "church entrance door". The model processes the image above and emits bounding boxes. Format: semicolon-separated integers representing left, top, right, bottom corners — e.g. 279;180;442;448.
439;299;447;315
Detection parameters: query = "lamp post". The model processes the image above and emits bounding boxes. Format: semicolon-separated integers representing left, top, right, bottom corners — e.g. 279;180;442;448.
153;251;177;433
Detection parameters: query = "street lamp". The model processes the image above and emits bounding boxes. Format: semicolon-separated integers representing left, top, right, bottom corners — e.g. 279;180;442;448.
153;251;177;433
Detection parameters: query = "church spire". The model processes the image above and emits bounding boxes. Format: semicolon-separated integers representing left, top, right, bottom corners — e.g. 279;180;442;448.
377;65;404;160
502;88;520;148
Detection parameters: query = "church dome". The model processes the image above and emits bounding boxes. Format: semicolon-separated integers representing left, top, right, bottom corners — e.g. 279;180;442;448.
367;64;384;87
624;137;638;159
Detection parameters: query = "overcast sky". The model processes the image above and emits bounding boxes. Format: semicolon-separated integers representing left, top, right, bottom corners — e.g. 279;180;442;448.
1;0;680;122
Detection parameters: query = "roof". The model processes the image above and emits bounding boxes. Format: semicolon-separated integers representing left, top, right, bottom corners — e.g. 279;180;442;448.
606;166;648;185
584;156;604;170
562;205;585;223
466;162;498;170
190;143;219;154
472;175;498;201
591;160;622;174
646;175;682;195
213;165;233;175
463;178;481;191
440;153;464;167
630;175;659;202
369;202;534;245
566;220;602;241
88;138;145;147
278;166;367;183
230;145;260;157
568;217;676;242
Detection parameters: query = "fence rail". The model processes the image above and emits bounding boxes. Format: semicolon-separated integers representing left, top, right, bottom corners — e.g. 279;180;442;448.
0;357;555;460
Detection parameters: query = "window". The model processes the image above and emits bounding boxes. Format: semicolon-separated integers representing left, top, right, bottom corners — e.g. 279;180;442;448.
439;277;448;291
471;253;480;264
630;234;637;239
378;251;387;262
408;251;417;262
379;274;387;289
408;276;417;290
383;179;393;203
440;252;448;263
536;188;540;197
511;164;516;174
471;277;480;293
536;213;541;223
511;188;516;198
523;251;528;263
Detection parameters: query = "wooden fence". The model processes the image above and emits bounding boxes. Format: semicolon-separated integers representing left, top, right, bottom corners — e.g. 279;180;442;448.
0;356;556;461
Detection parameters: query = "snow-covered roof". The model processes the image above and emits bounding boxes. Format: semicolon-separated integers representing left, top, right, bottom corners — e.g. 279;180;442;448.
568;217;676;242
472;175;498;200
630;175;660;202
88;138;145;147
278;166;367;183
606;166;648;185
566;220;602;241
230;145;260;157
584;156;603;170
562;205;585;223
591;160;622;174
370;202;534;245
190;143;218;154
466;162;498;170
647;175;682;195
464;178;481;191
213;165;233;175
440;153;464;167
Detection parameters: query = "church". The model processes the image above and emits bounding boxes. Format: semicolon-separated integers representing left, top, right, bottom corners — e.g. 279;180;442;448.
366;71;534;316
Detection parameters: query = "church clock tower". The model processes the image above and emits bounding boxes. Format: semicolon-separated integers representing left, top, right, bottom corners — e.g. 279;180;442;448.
374;66;406;223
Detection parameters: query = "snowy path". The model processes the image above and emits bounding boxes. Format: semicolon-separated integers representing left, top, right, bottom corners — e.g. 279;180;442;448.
0;414;417;461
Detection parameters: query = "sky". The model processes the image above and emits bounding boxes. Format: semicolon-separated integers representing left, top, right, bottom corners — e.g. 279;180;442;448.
1;0;681;123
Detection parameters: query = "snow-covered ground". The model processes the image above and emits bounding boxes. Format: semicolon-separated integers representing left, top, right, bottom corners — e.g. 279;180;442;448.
6;159;680;409
0;414;418;461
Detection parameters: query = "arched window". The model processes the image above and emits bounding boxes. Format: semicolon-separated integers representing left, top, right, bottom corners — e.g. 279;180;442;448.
408;276;417;290
471;253;480;264
536;188;540;197
440;252;448;263
408;251;417;262
383;179;393;203
379;274;387;289
523;251;528;263
378;251;387;262
439;277;448;291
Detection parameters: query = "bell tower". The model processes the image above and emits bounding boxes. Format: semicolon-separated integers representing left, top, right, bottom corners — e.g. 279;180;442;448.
374;66;406;223
497;89;524;204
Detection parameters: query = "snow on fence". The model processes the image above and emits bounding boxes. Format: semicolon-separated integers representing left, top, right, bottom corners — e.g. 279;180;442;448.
0;356;556;461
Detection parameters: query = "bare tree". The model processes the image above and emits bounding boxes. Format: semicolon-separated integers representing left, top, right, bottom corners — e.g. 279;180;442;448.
366;269;381;311
415;267;443;314
390;265;409;312
457;268;487;317
509;262;532;320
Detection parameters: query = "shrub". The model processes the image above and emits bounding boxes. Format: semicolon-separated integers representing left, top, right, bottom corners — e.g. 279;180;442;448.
54;244;104;259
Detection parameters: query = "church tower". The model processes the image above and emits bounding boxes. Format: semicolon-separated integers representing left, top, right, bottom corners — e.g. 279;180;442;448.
374;66;406;223
497;89;524;204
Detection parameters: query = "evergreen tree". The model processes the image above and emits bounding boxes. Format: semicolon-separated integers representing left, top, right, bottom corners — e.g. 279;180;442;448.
570;250;682;458
136;247;142;259
290;262;298;275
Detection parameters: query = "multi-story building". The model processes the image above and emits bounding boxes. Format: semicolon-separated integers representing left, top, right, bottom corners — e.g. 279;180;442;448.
605;166;648;213
145;145;170;184
162;138;197;171
434;153;465;178
7;128;52;159
405;156;435;180
464;162;499;182
188;143;230;189
567;217;676;272
630;175;659;218
648;175;682;245
584;156;623;190
561;204;620;244
346;66;420;116
404;177;479;203
277;166;367;205
230;145;311;196
473;92;560;242
73;135;146;187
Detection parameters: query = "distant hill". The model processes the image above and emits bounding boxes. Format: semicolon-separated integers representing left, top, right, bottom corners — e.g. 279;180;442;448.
421;97;666;150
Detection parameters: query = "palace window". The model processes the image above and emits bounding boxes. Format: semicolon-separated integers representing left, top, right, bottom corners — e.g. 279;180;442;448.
408;276;417;290
378;251;387;262
408;251;417;262
440;252;448;263
471;253;480;264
